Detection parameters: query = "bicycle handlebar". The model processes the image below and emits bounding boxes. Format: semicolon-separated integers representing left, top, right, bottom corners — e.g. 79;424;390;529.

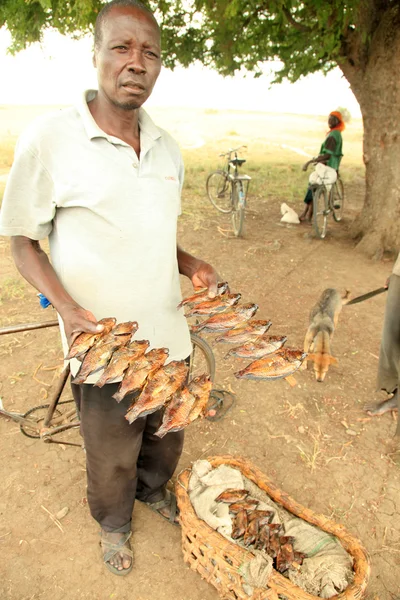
219;145;247;157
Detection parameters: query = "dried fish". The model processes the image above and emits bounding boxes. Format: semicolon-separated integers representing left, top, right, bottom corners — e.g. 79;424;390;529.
231;509;248;540
94;340;150;388
113;348;169;403
247;510;274;525
177;282;230;309
228;499;259;514
155;386;197;438
191;303;259;334
215;319;272;344
216;489;249;503
234;348;307;381
65;317;116;360
225;335;287;359
185;293;241;317
183;374;213;425
72;335;129;384
243;517;259;547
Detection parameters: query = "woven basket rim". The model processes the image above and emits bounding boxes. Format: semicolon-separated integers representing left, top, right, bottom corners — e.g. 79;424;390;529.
176;454;370;600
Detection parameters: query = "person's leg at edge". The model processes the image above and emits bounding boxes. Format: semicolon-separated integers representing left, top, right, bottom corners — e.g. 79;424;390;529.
364;274;400;438
299;187;313;222
71;381;145;572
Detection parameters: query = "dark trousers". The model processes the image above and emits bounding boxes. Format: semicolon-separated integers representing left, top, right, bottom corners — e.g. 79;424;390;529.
377;274;400;395
71;381;184;533
304;187;313;205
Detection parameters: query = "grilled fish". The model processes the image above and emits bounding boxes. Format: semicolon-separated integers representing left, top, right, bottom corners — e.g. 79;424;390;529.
113;348;169;402
94;340;149;387
183;374;213;424
231;509;247;540
234;348;307;381
216;489;249;503
191;303;259;334
125;360;188;424
255;523;270;551
72;336;128;384
155;386;197;438
229;499;259;513
65;317;116;360
215;319;272;344
248;510;274;525
177;282;230;309
185;293;241;317
243;516;259;547
225;335;288;359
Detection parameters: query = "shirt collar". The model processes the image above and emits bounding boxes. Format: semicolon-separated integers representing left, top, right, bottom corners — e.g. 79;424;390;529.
76;89;162;144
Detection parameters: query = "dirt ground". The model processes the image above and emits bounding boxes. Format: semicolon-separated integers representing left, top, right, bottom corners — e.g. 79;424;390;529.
1;108;399;600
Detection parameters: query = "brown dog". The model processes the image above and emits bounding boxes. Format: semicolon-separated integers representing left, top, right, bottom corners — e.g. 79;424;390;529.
303;288;349;382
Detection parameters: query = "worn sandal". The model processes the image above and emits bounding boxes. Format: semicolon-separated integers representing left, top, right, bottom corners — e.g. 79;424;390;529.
100;529;133;576
144;489;179;526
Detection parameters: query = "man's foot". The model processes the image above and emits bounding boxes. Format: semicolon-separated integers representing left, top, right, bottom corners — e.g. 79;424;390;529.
101;530;133;575
144;489;180;526
364;394;398;417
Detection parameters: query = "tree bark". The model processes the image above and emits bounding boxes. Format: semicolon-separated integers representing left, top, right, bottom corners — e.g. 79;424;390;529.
339;3;400;259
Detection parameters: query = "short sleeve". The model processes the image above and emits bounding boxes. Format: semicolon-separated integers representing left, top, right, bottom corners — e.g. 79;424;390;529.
324;135;337;154
0;139;56;240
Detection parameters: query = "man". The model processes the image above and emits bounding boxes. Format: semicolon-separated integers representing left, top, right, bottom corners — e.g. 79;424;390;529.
299;111;345;222
364;265;400;442
0;0;218;576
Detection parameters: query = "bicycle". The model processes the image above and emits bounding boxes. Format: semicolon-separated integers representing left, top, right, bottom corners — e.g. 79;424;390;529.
309;170;345;239
0;319;216;446
206;146;251;237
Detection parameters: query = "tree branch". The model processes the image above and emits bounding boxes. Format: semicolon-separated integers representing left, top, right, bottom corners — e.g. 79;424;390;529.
282;6;312;33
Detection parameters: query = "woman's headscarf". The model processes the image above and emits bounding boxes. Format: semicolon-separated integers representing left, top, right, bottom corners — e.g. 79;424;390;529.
329;111;345;132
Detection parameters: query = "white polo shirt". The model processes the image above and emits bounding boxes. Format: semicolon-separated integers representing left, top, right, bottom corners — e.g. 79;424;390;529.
0;90;192;381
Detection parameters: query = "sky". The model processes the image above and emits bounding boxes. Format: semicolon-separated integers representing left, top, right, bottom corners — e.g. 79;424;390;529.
0;28;362;118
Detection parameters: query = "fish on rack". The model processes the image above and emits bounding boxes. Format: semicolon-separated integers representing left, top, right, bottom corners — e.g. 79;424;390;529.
214;319;272;344
177;281;230;309
72;333;131;384
234;348;307;381
154;386;197;438
113;348;169;403
155;373;213;437
191;303;259;334
125;360;188;424
185;293;241;317
65;317;116;360
224;335;287;359
94;340;150;388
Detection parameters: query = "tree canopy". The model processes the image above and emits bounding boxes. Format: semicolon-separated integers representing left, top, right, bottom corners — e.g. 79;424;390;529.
0;0;364;82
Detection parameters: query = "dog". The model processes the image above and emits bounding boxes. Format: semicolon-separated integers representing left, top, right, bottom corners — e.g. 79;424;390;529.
303;288;349;382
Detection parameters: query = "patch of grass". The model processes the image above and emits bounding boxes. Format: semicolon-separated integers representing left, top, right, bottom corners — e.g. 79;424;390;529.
0;277;26;304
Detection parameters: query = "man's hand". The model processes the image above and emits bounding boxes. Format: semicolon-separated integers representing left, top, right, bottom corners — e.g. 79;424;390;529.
302;161;310;172
190;261;219;298
59;302;104;346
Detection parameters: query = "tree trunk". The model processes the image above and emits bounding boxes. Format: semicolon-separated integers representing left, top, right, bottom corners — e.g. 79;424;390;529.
340;4;400;259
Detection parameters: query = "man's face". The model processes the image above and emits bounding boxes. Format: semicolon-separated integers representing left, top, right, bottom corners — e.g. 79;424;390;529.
328;114;339;128
94;6;161;110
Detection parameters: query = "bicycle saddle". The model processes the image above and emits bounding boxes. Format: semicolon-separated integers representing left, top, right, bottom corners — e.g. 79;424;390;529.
230;158;246;166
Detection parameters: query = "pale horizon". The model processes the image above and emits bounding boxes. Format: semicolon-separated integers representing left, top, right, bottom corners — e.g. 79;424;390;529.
0;28;362;119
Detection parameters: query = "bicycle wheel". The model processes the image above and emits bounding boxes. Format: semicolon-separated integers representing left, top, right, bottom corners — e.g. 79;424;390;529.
231;180;245;237
330;177;345;222
313;186;329;239
206;171;232;213
189;333;216;383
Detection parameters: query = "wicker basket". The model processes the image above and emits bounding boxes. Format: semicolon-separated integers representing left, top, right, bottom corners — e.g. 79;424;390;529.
176;455;370;600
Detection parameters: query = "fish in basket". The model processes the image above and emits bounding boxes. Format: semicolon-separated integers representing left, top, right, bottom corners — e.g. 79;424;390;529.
175;455;370;600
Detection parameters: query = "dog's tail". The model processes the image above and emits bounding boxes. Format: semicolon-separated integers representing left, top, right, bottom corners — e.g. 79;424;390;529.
308;330;338;382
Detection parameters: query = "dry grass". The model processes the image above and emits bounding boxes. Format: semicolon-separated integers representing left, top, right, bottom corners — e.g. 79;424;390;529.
0;277;26;304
